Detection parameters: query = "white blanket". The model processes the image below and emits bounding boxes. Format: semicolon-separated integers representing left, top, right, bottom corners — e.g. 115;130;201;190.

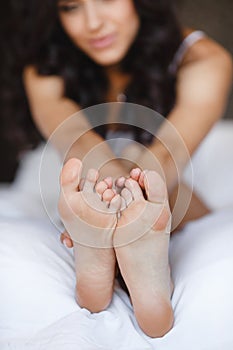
0;121;233;349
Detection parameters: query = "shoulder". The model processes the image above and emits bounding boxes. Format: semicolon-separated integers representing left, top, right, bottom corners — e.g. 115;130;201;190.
175;31;232;109
180;27;232;68
23;65;65;100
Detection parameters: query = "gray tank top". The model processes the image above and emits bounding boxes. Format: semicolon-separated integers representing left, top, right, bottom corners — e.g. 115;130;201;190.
168;30;206;74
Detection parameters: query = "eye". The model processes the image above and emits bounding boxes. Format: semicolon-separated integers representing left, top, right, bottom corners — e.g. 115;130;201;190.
58;1;81;12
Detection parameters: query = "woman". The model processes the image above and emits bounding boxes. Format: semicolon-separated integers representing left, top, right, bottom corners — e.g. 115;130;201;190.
3;0;232;338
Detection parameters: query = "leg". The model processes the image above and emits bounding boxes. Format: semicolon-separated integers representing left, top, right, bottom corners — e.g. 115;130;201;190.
114;170;174;338
59;158;121;312
169;182;211;232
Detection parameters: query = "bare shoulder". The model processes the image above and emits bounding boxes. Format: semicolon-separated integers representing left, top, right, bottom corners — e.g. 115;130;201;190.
23;65;64;100
181;27;233;68
176;28;232;101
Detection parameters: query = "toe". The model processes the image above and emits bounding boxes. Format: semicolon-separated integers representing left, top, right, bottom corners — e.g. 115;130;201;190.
125;178;144;200
121;188;133;207
83;168;99;193
109;194;121;213
102;189;115;202
144;171;167;203
115;177;126;194
104;177;113;189
79;177;85;191
138;171;146;189
60;158;83;192
130;168;141;181
95;181;108;196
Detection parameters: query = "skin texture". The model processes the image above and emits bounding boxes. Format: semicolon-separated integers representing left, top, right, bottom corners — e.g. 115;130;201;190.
59;158;174;337
23;33;232;234
58;0;140;66
59;159;121;312
22;0;233;337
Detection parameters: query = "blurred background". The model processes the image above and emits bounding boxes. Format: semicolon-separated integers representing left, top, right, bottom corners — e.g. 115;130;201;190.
0;0;232;182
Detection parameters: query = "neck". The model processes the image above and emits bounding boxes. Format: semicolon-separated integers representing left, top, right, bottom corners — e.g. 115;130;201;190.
105;65;131;102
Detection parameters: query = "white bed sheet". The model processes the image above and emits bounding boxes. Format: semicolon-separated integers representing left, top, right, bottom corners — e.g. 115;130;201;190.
0;120;233;349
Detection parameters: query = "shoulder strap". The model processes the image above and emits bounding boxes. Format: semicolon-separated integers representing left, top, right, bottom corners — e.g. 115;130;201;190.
169;30;206;75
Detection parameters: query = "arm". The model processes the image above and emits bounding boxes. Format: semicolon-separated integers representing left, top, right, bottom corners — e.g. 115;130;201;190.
136;34;233;194
23;66;130;179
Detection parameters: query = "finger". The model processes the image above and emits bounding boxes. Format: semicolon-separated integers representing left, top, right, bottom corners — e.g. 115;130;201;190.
60;230;74;248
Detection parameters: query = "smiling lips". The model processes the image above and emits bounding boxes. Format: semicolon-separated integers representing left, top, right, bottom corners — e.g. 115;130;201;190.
89;33;116;49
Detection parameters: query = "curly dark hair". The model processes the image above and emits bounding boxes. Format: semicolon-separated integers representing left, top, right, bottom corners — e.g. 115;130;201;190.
0;0;183;177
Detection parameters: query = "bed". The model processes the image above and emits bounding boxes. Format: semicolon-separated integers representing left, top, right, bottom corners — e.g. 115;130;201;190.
0;120;233;350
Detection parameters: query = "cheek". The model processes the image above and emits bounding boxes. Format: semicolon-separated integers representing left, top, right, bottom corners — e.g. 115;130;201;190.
122;0;139;21
59;17;83;44
119;3;140;37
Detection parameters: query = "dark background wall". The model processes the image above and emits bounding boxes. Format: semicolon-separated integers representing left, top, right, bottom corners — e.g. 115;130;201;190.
176;0;233;120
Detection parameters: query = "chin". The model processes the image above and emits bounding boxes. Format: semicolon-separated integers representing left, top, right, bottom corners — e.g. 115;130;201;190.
96;58;121;67
89;50;126;67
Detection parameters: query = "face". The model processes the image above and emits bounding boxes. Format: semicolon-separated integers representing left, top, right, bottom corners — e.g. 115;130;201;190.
58;0;140;66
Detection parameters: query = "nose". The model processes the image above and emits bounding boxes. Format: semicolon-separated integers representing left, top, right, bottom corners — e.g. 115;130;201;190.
84;0;104;32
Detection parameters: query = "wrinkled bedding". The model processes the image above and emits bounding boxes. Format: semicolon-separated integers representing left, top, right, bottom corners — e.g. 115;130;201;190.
0;121;233;349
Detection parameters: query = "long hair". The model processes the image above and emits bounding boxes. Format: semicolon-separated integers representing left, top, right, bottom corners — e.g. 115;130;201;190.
0;0;183;172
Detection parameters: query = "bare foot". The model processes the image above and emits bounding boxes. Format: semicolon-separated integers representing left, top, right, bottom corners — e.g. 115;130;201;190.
58;158;121;312
114;169;174;337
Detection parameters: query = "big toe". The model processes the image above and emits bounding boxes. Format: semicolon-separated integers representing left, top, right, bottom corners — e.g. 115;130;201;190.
83;168;99;193
109;194;121;214
143;171;167;203
143;171;171;231
60;158;83;191
125;178;144;201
